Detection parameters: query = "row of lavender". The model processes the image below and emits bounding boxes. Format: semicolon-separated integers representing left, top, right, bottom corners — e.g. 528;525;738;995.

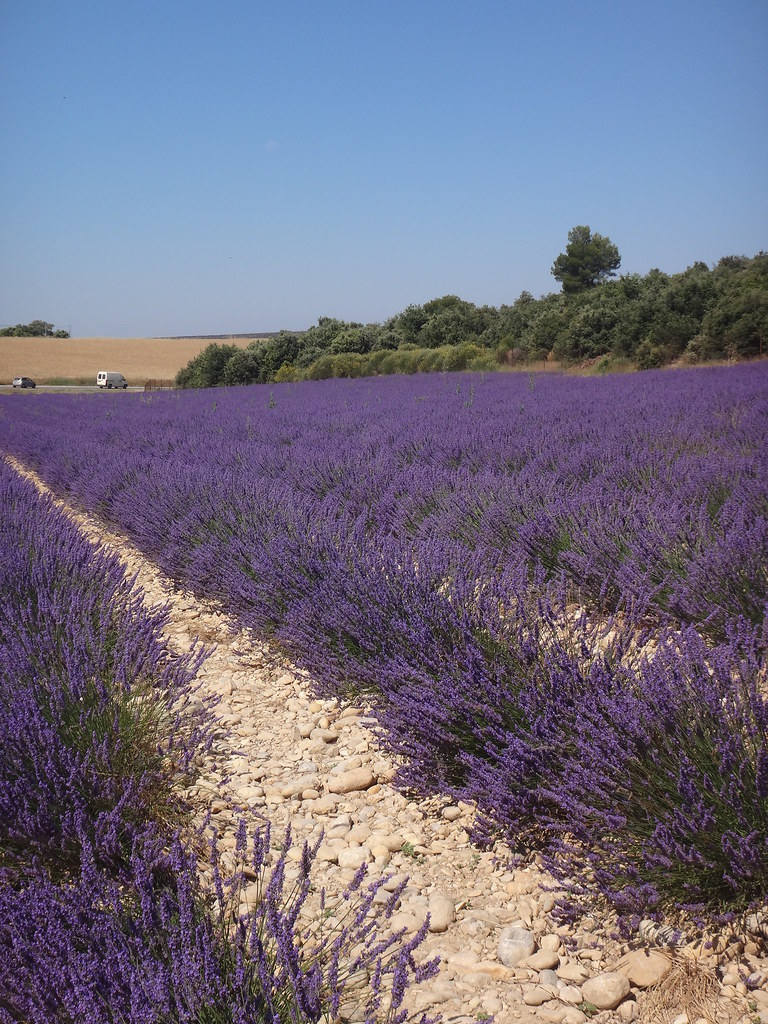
0;463;433;1023
1;365;766;927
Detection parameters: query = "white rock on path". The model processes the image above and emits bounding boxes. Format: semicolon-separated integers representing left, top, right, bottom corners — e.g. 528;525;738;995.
337;846;369;870
616;948;671;988
561;1011;588;1024
428;893;455;932
557;984;583;1005
557;960;590;983
521;948;560;971
498;926;536;967
523;985;554;1006
581;971;631;1010
327;767;376;794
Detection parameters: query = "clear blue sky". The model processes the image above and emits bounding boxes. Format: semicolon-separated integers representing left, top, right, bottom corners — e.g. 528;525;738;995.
2;1;766;337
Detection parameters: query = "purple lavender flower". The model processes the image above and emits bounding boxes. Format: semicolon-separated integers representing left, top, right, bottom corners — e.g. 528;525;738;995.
1;363;766;929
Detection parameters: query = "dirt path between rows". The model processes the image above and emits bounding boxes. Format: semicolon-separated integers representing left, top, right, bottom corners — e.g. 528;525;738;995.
5;454;760;1024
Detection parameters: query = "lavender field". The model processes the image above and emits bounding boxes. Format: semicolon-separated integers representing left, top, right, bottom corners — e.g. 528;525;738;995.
1;364;767;935
0;461;434;1023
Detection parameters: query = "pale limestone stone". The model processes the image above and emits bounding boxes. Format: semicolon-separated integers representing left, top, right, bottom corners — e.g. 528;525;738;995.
310;728;338;743
581;972;631;1010
381;873;407;892
327;826;351;843
346;823;372;843
280;776;317;798
460;971;493;987
617;999;639;1021
523;985;554;1005
497;925;536;967
521;948;560;970
557;984;583;1004
616;949;672;988
480;995;502;1014
428;893;455;932
337;847;369;870
506;874;540;896
557;960;590;983
446;949;480;967
315;844;338;863
539;1007;568;1023
561;1010;587;1024
240;881;262;907
575;947;602;962
462;961;511;980
388;911;426;935
368;832;403;852
327;767;376;794
442;805;462;821
422;979;456;1003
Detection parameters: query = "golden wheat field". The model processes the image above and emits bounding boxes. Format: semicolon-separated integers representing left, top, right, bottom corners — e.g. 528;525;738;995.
0;336;261;386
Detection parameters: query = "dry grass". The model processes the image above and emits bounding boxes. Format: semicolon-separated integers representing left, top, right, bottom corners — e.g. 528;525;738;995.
641;952;725;1024
0;336;262;386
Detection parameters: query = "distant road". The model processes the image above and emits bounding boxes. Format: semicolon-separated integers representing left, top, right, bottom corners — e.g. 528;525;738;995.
0;385;145;392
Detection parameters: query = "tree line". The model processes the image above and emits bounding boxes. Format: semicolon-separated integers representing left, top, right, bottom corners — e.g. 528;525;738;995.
171;231;768;388
0;320;69;338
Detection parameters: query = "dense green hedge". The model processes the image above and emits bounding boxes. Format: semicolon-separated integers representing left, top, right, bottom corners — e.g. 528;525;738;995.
176;253;767;387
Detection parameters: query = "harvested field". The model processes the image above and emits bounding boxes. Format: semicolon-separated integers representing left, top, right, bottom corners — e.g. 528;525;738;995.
0;335;262;386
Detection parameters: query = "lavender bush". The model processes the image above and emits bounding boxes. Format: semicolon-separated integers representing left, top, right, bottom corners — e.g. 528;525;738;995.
0;824;437;1024
0;461;437;1022
284;550;768;922
0;462;211;879
460;604;768;924
559;616;768;924
1;367;765;637
1;364;766;925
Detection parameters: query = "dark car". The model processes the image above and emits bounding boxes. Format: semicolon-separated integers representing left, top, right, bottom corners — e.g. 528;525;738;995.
12;376;36;388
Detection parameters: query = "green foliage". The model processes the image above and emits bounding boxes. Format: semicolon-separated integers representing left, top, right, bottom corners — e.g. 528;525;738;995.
173;250;767;386
577;1001;600;1018
388;303;428;345
220;347;263;386
400;841;425;863
273;362;297;383
552;225;621;293
0;319;69;337
697;254;768;359
259;332;302;379
305;354;335;380
175;343;239;388
329;325;378;355
635;338;667;370
529;294;570;360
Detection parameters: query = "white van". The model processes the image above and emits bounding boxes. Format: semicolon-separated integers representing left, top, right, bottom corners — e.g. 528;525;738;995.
96;371;128;389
